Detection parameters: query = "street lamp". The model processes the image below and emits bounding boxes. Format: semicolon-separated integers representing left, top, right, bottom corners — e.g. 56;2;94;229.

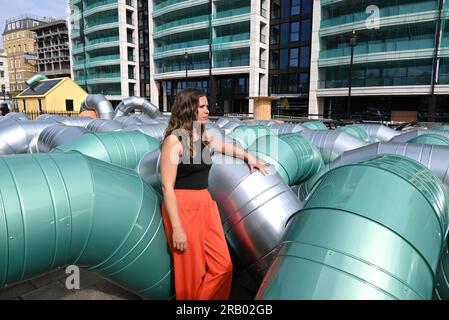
347;29;357;119
184;50;189;88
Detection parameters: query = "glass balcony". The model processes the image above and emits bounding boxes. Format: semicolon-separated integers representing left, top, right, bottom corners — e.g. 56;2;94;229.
84;0;117;12
318;75;432;88
213;7;251;20
153;0;189;12
156;61;209;73
85;72;121;80
213;33;250;45
154;14;209;32
84;16;118;29
154;39;209;53
214;57;249;68
320;38;435;59
321;1;438;29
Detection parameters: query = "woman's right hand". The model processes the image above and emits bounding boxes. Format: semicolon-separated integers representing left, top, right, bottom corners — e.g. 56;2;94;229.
172;227;187;252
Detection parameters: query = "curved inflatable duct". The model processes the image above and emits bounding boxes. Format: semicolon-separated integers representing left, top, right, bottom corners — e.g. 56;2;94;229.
300;129;368;163
54;131;160;170
336;125;374;143
35;124;88;153
220;121;242;134
0;119;56;154
123;123;167;141
435;125;449;131
329;142;449;192
243;120;278;126
391;129;449;143
25;74;48;86
85;119;125;132
113;116;143;127
354;123;398;142
3;112;29;121
302;121;327;130
257;155;448;300
114;97;160;119
129;114;159;124
57;117;96;127
208;155;302;276
230;125;272;150
36;114;66;122
407;134;449;146
81;94;115;120
247;134;324;186
0;152;173;299
269;123;305;135
136;149;162;194
435;249;449;299
215;117;241;128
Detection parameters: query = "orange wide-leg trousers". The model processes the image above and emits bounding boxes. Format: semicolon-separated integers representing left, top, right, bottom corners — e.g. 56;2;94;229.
161;189;233;300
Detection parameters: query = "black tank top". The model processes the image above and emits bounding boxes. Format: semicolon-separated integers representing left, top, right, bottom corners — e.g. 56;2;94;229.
174;140;213;190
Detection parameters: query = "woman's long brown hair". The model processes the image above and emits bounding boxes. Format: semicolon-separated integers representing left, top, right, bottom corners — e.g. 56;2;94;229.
163;88;209;158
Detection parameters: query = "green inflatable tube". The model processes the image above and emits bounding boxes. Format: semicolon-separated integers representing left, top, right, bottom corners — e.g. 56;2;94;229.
408;134;449;146
54;131;160;169
230;125;271;150
336;125;375;143
0;153;174;299
247;133;325;186
302;121;327;130
257;155;448;300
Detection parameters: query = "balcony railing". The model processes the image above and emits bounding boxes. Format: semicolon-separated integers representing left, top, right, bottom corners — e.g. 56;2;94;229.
319;38;435;59
154;39;209;53
154;14;209;32
321;0;438;29
213;33;250;45
213;7;251;20
318;75;432;89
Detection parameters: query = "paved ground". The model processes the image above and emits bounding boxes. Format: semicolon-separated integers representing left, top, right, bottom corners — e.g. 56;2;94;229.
0;266;258;300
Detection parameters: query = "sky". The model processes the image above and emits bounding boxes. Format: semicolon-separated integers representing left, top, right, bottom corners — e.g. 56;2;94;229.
0;0;68;48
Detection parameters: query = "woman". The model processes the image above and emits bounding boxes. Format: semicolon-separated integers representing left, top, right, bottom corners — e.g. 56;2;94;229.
160;88;268;300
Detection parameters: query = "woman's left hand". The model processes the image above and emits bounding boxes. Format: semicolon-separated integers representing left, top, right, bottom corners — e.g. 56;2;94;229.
249;160;270;175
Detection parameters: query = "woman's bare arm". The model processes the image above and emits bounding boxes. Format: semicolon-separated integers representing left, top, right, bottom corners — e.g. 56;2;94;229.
160;135;187;251
209;138;269;174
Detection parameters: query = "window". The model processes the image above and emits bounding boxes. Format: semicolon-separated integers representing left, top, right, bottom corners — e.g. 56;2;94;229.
300;46;310;68
289;73;298;93
270;25;279;44
292;0;300;15
0;71;4;78
290;22;300;42
281;0;290;18
289;48;299;67
302;0;312;14
280;48;288;69
66;99;74;111
299;73;309;91
270;75;279;94
270;50;279;69
271;0;280;19
0;62;3;66
301;19;311;41
280;23;289;44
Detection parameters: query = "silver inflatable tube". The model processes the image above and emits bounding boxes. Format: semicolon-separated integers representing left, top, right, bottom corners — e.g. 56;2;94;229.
136;149;162;194
328;142;449;189
114;97;160;119
208;155;302;276
86;119;125;132
81;94;115;120
35;124;87;153
3;112;29;121
216;118;241;128
354;123;399;142
269;123;305;134
391;129;449;143
123;123;167;140
129;114;159;124
113;116;143;127
300;129;368;163
0;119;56;154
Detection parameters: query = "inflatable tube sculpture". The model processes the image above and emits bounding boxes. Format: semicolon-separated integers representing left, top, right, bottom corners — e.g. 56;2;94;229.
257;155;448;300
0;152;173;299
